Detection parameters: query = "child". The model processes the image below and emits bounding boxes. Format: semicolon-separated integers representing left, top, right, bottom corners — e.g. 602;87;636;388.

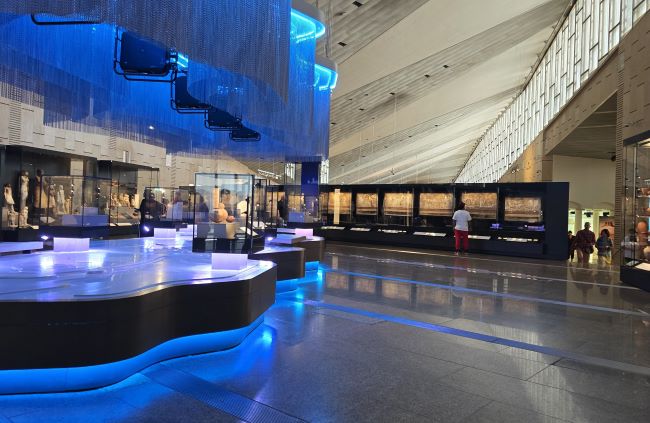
596;228;613;265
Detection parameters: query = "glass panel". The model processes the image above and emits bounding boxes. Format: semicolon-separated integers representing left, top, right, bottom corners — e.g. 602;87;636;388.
504;196;543;223
40;176;111;227
381;191;413;226
192;173;254;253
143;187;192;226
460;192;498;220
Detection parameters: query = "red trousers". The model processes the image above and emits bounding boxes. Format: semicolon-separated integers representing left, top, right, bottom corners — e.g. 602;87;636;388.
454;229;469;251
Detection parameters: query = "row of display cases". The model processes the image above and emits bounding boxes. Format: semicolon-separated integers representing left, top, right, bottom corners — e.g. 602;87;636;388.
314;183;565;260
267;183;550;230
1;176;194;235
1;172;256;248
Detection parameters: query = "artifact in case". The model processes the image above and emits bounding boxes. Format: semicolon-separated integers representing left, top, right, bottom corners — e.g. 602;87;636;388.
460;192;497;219
383;193;413;216
419;193;454;217
504;196;542;223
356;193;378;215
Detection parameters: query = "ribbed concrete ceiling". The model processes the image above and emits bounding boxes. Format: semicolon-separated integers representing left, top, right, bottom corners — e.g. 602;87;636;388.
317;0;570;184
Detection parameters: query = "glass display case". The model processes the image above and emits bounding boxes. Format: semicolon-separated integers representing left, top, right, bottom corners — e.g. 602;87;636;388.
414;189;454;230
267;186;285;227
504;196;543;223
251;179;270;229
98;161;159;228
285;185;319;224
460;192;498;220
419;192;454;217
40;176;111;228
381;190;413;225
356;193;379;216
1;145;90;238
622;137;650;289
192;173;255;253
326;189;353;224
143;187;193;226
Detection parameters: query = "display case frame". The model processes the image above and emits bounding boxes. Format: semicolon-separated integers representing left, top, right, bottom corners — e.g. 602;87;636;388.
621;135;650;290
192;173;256;253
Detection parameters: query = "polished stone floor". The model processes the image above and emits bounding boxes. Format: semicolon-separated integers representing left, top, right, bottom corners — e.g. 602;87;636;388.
1;241;650;422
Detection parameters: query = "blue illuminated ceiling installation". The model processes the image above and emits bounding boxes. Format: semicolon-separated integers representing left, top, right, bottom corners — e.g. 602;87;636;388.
0;0;336;161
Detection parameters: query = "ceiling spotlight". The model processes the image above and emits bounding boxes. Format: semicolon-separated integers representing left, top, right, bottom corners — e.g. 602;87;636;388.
148;125;155;130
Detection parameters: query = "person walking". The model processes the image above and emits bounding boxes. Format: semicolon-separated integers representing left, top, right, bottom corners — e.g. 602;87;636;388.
452;202;472;255
575;222;596;264
596;228;613;265
568;231;576;261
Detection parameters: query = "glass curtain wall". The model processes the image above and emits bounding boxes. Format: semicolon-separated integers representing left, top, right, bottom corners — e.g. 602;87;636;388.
457;0;648;183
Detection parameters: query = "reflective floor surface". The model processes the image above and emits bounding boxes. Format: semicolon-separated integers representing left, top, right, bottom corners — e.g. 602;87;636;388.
1;241;650;422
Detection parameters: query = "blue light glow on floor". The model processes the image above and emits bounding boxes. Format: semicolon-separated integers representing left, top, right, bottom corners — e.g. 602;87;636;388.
0;316;264;395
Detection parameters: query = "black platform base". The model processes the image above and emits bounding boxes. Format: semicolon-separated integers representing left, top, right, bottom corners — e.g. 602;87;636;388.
316;228;561;260
621;265;650;291
250;247;305;281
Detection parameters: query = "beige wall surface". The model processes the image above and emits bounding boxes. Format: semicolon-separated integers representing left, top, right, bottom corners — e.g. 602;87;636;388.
0;96;254;187
551;155;615;211
620;11;650;141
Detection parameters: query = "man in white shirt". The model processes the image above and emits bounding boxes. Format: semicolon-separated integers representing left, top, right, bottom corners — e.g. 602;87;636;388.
452;202;472;254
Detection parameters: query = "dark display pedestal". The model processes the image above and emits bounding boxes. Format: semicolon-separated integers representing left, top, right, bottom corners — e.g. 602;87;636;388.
621;265;650;291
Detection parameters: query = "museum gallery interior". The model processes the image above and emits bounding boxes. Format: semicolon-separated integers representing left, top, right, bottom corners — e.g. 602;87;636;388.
0;1;649;422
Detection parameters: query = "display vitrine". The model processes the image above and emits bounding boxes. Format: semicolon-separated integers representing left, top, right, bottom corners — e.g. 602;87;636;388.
285;185;319;224
252;179;270;229
98;161;158;229
504;196;543;223
356;193;378;215
622;136;650;290
460;192;498;220
419;193;454;217
144;187;192;226
192;173;255;253
1;145;92;240
38;176;111;237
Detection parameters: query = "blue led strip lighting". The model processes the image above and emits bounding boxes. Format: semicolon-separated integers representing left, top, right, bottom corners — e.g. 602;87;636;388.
0;316;264;395
314;64;337;91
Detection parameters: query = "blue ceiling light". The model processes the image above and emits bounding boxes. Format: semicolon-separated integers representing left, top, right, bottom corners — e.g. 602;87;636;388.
290;9;325;40
314;64;338;91
176;53;189;70
314;55;338;91
291;0;326;40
